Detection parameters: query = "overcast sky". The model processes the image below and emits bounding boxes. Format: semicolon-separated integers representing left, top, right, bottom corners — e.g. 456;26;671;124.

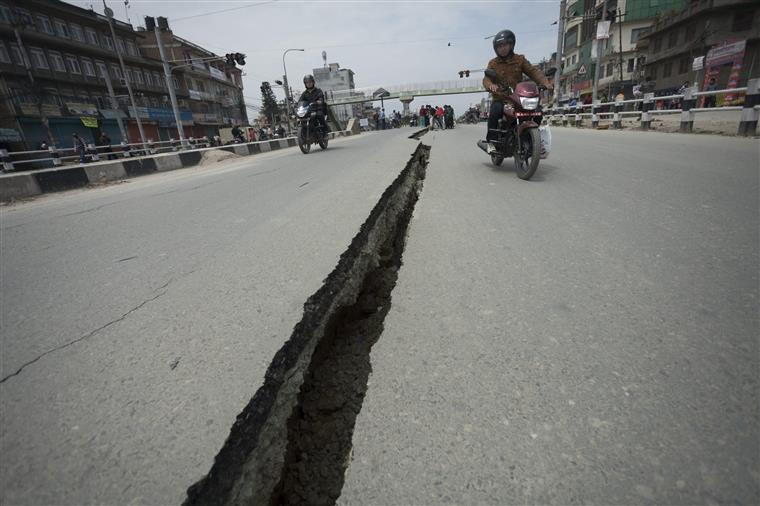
71;0;561;115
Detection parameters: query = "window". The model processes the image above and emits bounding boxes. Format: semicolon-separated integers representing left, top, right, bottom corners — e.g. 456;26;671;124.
102;35;114;51
732;11;753;32
627;58;635;73
678;57;689;74
65;54;81;74
600;64;605;78
110;64;123;80
630;27;649;44
116;37;125;54
564;26;578;50
70;23;84;42
29;47;48;69
653;36;662;52
36;14;53;34
54;19;70;38
667;30;678;48
607;62;614;76
95;61;107;79
85;28;99;46
663;61;672;78
571;54;577;65
125;67;133;82
126;40;137;56
0;41;10;63
684;23;696;41
48;51;66;72
0;3;12;24
173;77;180;89
144;70;152;86
153;72;162;87
81;57;96;77
9;43;22;65
133;68;144;84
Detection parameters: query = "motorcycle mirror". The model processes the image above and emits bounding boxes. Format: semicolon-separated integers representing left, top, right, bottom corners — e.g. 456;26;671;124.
545;67;557;77
484;69;498;79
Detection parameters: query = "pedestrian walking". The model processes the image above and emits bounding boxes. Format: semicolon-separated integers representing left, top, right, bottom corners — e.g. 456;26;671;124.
72;133;86;164
380;108;387;130
704;77;717;108
435;106;444;130
99;132;116;160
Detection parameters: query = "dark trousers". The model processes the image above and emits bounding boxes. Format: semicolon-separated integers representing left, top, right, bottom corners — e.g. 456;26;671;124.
487;101;504;141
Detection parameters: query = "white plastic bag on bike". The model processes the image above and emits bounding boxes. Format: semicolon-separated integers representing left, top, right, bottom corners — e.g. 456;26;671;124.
539;124;552;159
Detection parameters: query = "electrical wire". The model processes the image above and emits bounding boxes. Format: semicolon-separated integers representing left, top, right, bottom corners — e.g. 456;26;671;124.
171;0;278;22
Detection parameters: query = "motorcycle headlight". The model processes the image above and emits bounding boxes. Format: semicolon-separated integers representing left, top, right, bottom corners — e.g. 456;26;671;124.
296;106;308;117
520;97;540;110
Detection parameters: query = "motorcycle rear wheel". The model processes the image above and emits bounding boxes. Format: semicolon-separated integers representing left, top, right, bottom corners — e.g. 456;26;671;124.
514;128;540;180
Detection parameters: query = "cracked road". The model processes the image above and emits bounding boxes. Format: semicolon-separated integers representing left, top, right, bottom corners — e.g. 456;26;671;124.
0;131;412;504
1;126;758;505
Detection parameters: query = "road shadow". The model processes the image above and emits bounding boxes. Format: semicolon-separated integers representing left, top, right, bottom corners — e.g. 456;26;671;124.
483;161;561;181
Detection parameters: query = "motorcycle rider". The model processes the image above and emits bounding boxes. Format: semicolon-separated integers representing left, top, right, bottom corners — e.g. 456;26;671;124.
298;74;329;133
482;29;553;153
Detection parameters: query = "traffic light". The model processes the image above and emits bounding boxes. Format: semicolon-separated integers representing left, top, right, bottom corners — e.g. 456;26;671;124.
459;71;464;78
234;53;246;66
260;81;270;93
225;53;235;66
465;70;470;77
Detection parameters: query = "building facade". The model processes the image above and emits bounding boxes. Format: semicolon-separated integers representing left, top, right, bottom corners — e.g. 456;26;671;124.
0;0;247;151
313;62;357;123
558;0;686;101
138;18;247;140
637;0;759;101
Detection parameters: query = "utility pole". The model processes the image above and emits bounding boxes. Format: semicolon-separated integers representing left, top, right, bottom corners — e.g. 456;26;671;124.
11;16;56;147
618;8;624;83
591;0;609;103
154;22;186;147
104;0;148;153
282;48;304;136
99;64;128;143
554;0;566;103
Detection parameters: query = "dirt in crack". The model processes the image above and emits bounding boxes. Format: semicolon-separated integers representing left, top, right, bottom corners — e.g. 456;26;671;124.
270;192;411;505
184;143;429;506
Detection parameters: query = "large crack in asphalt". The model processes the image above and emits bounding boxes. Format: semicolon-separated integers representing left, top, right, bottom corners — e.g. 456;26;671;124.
184;142;430;506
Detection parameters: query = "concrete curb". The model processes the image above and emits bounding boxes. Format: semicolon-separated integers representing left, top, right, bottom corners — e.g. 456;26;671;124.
0;130;359;202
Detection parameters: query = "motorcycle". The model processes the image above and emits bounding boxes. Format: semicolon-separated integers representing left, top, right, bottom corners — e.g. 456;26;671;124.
295;100;328;154
477;68;555;181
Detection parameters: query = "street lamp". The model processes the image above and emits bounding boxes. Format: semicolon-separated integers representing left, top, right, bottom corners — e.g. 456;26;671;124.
282;48;304;136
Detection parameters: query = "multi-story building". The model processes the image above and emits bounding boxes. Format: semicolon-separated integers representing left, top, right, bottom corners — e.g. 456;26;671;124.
637;0;759;99
0;0;247;152
313;62;357;123
558;0;685;101
138;17;247;140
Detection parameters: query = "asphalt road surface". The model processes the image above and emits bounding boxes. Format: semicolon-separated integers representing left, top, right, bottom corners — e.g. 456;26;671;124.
1;125;758;504
340;126;759;505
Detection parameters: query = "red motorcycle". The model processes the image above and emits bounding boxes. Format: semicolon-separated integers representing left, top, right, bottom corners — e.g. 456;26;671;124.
478;68;555;180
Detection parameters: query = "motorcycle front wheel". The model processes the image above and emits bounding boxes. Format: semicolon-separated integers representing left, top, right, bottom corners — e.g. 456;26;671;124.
298;127;311;154
318;132;328;150
514;128;540;180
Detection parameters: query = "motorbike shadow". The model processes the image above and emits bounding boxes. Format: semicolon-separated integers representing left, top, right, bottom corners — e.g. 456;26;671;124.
483;161;561;181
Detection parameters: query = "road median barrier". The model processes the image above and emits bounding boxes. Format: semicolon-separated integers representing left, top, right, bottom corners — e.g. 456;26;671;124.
1;129;359;202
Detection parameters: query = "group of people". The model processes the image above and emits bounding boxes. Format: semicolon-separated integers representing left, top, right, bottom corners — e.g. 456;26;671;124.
418;105;456;130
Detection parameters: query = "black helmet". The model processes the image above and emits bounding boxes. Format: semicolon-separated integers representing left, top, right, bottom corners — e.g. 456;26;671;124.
493;29;516;55
303;74;315;85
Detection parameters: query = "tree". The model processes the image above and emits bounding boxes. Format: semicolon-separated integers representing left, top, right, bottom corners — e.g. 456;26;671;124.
260;82;279;124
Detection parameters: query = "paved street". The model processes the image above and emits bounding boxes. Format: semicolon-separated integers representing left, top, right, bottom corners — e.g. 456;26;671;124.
1;126;758;504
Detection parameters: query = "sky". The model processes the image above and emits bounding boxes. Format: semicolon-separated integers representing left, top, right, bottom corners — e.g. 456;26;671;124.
70;0;562;117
